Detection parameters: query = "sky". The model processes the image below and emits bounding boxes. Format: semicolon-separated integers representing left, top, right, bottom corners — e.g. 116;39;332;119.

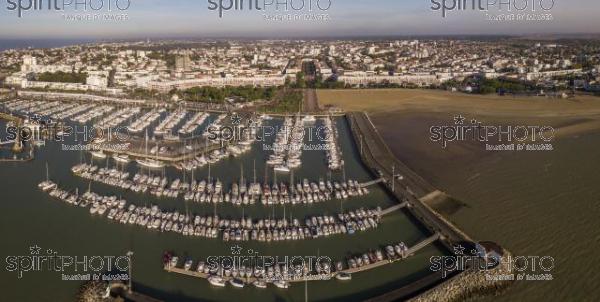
0;0;599;40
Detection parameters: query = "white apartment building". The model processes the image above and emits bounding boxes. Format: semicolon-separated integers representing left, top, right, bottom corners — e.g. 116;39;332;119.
338;73;440;87
148;76;286;93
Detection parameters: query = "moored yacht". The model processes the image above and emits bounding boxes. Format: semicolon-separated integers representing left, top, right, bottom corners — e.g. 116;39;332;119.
38;180;57;191
336;272;352;281
302;115;316;124
229;278;245;288
253;280;267;289
113;154;130;163
137;158;165;169
90;151;107;159
208;276;226;287
273;280;289;289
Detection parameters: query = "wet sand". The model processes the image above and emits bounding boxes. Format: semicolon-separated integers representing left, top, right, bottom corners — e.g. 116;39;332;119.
318;89;600;301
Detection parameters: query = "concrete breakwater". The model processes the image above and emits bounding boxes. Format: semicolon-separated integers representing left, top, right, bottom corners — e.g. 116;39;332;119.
345;111;514;301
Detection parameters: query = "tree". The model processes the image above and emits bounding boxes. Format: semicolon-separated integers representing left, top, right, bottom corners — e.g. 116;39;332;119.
295;72;306;88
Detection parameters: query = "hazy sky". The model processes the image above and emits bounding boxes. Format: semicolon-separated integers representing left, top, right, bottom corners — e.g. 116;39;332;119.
1;0;599;39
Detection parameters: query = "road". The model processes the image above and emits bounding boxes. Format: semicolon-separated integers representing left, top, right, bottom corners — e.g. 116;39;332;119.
302;89;320;112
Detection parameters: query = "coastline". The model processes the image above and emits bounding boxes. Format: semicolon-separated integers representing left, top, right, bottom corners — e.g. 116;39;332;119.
345;111;513;301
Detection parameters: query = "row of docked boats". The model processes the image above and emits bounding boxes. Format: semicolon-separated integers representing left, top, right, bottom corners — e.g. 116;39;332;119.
4;99;120;128
267;115;304;172
97;107;141;128
323;116;344;170
153;109;188;137
202;114;227;138
34;102;78;119
39;180;382;242
52;103;97;121
72;105;114;124
3;99;48;112
182;141;253;170
71;164;370;205
164;239;410;289
178;112;208;135
346;242;409;270
126;108;165;133
165;253;337;289
22;100;62;116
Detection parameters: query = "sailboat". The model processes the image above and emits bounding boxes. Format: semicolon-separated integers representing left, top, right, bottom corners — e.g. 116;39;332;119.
137;129;165;169
113;153;130;163
38;162;57;191
90;150;107;159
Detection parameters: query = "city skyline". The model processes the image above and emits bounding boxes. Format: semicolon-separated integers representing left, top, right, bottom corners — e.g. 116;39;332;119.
1;0;600;39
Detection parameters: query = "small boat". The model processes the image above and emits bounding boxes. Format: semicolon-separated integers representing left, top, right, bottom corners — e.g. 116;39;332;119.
336;272;352;281
113;154;130;163
273;280;289;289
229;278;245;288
253;280;267;289
137;159;165;169
302;115;316;124
184;259;193;271
164;132;180;141
38;181;57;191
274;165;290;173
169;256;179;268
90;151;107;159
208;276;226;287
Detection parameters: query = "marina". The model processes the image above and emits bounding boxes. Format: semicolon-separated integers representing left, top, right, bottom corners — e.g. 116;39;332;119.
1;97;452;302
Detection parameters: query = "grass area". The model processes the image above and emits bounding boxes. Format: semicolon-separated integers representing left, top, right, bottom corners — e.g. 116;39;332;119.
258;89;302;113
37;71;87;84
317;89;600;118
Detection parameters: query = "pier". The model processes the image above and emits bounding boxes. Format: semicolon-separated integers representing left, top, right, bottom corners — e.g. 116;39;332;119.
162;233;441;285
342;233;440;275
359;177;385;188
380;201;408;216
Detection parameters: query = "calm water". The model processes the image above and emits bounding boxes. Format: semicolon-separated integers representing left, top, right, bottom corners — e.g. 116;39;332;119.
0;39;95;51
0;113;447;302
375;111;600;302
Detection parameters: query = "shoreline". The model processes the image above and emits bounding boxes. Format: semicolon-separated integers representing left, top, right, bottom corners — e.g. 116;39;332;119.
345;111;513;301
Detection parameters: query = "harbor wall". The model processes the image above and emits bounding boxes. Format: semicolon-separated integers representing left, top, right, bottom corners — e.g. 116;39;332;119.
345;111;513;301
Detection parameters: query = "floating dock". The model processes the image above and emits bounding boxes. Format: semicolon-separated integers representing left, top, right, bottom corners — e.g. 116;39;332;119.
163;233;440;285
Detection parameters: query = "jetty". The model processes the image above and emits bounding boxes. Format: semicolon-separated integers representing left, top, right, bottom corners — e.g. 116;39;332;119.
163;233;441;286
359;177;385;188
